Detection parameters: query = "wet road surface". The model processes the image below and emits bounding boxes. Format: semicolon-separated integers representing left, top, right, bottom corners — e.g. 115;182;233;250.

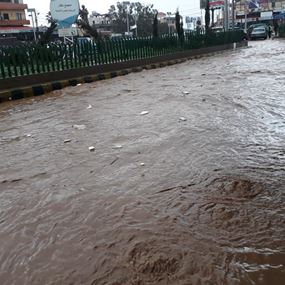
0;40;284;285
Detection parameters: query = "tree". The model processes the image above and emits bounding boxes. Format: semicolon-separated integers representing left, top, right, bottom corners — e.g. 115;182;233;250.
205;0;210;33
153;13;158;38
77;5;100;40
175;10;184;42
158;22;169;35
38;12;57;45
108;2;157;37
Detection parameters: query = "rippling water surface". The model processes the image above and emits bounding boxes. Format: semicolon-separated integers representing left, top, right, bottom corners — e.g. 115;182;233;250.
0;40;284;285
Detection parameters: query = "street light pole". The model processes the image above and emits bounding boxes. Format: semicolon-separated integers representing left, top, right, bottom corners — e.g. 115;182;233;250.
123;1;130;35
232;0;235;29
245;1;248;31
224;0;229;31
35;11;39;37
126;7;129;35
133;13;138;37
167;12;171;34
28;8;36;41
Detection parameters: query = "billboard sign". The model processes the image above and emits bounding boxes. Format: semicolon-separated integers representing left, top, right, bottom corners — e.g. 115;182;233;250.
260;11;272;20
50;0;80;28
210;0;225;8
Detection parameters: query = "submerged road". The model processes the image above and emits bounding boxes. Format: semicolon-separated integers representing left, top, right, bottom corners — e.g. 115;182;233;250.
0;40;284;285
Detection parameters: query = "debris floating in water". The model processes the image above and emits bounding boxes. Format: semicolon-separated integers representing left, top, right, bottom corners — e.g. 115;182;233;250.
179;117;187;122
77;83;82;86
87;104;92;109
113;144;123;149
140;111;149;116
140;163;145;166
26;134;32;137
64;139;71;143
73;124;86;130
110;157;119;165
89;146;95;152
182;91;190;95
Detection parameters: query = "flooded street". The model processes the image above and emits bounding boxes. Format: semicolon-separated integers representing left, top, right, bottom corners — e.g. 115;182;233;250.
0;40;284;285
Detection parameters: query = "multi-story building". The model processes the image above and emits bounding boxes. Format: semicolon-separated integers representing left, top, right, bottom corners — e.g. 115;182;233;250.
0;0;30;36
235;0;285;23
88;11;112;37
159;13;181;33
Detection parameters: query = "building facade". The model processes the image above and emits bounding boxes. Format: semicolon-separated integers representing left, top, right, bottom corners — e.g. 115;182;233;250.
0;0;29;27
88;11;112;37
0;0;34;42
235;0;285;22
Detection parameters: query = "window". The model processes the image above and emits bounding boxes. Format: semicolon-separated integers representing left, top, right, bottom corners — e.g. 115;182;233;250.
3;13;9;20
0;0;12;3
16;13;22;20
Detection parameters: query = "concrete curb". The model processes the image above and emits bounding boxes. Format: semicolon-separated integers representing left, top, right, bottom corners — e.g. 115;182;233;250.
0;48;241;103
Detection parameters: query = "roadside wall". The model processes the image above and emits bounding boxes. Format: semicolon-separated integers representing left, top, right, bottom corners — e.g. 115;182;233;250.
0;41;248;103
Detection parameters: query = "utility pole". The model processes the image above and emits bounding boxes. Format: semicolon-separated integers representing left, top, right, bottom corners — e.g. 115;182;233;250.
224;0;229;31
35;11;39;37
126;8;129;35
134;13;138;37
244;1;248;31
232;0;235;29
211;8;214;27
28;8;37;41
123;1;130;35
167;12;171;34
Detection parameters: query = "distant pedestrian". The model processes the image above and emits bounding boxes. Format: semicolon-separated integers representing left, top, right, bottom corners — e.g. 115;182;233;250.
274;23;279;37
268;26;272;39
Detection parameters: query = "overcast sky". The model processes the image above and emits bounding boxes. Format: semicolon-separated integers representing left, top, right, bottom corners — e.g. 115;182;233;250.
25;0;201;25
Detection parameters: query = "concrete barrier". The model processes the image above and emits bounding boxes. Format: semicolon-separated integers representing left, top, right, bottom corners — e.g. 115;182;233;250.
0;41;248;103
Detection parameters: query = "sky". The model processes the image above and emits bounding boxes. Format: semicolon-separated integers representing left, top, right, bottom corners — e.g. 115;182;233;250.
25;0;201;26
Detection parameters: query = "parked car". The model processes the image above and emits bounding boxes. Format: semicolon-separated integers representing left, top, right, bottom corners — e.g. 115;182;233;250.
247;23;268;37
250;27;267;40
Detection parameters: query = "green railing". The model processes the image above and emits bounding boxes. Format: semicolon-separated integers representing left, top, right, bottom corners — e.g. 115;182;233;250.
0;31;244;79
279;25;285;37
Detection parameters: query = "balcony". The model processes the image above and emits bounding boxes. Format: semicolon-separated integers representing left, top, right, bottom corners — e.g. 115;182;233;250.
0;3;28;11
0;19;30;26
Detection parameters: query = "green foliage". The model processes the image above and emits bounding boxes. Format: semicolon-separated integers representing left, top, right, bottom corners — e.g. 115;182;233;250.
0;31;245;79
175;10;184;43
77;5;100;40
279;25;285;37
153;13;158;38
205;0;210;33
38;12;57;46
108;2;157;36
158;22;169;35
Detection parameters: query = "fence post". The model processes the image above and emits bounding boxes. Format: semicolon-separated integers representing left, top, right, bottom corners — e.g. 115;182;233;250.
0;50;5;79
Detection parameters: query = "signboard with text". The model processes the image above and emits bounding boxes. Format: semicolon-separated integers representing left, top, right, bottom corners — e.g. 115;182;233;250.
210;1;225;8
201;0;225;9
50;0;80;28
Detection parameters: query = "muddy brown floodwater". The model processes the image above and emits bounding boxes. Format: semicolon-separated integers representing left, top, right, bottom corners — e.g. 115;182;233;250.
0;40;285;285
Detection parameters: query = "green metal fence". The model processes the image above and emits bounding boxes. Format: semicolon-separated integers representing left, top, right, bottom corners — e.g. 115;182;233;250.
0;31;244;79
279;25;285;37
